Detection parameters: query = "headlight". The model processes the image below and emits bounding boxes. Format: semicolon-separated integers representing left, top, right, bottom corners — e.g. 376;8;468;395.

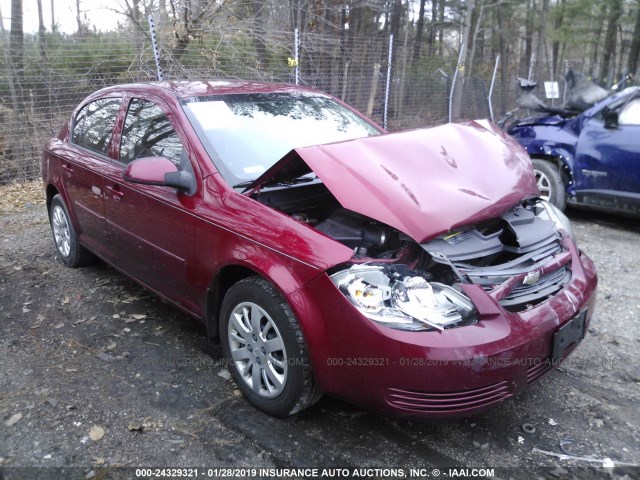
330;264;476;331
537;200;576;245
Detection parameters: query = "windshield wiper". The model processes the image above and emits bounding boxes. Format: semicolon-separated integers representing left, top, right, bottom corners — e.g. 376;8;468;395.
278;175;318;186
233;180;256;189
234;174;318;192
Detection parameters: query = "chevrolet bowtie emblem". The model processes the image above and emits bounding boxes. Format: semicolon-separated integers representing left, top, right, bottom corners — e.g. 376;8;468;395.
523;270;541;286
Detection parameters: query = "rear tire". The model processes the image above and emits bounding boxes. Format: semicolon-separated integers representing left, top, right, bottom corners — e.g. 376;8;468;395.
532;159;566;210
220;277;321;417
49;194;94;267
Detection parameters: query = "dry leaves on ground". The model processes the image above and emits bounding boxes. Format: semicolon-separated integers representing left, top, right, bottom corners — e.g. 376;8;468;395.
89;426;105;441
0;180;45;214
4;412;23;427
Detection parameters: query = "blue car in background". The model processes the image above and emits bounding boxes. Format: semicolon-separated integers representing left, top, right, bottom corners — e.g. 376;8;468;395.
507;86;640;216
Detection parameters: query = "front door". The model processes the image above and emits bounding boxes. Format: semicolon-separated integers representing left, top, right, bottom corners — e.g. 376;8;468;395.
102;97;199;314
574;95;640;212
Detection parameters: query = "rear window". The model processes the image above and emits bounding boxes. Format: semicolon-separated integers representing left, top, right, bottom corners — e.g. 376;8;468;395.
71;98;122;156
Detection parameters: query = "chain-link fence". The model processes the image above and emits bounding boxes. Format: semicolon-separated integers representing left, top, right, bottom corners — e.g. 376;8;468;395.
0;21;566;184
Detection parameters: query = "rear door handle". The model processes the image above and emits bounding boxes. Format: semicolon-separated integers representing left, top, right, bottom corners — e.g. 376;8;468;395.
106;185;124;201
62;163;74;177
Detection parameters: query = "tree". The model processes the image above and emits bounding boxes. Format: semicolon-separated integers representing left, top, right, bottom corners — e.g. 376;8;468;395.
250;0;267;68
601;0;623;85
50;0;56;31
534;0;549;82
158;0;169;27
428;0;436;54
166;0;232;60
290;0;308;32
437;0;444;55
412;0;427;63
466;0;488;81
389;0;403;50
9;0;24;109
520;0;533;78
451;0;475;119
589;2;607;79
495;0;509;114
37;0;47;61
459;0;476;73
0;2;18;112
76;0;87;35
549;0;565;78
627;0;640;77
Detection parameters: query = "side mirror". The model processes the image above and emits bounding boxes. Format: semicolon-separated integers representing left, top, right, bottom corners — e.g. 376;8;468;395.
123;156;195;194
602;107;619;129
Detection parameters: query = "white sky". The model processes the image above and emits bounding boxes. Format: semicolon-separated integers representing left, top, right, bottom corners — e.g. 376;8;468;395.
0;0;122;33
0;1;422;35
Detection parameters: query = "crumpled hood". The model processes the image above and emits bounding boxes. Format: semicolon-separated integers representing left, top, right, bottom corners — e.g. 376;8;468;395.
512;114;568;127
247;120;538;243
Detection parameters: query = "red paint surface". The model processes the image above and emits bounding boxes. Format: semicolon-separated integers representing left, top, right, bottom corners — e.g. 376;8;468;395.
251;119;537;242
42;81;598;418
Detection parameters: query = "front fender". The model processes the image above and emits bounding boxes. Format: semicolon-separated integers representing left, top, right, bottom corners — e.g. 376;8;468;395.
508;124;578;194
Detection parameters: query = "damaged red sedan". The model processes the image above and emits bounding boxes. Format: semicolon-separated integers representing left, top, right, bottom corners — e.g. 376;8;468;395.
42;81;597;418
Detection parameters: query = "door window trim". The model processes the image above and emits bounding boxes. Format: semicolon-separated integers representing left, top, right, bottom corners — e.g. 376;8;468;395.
69;95;124;160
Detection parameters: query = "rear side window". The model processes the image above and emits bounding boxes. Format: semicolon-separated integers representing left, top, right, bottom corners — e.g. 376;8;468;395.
120;98;183;166
71;98;122;155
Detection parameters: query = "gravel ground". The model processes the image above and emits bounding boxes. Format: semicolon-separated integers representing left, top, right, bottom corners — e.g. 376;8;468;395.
0;199;639;480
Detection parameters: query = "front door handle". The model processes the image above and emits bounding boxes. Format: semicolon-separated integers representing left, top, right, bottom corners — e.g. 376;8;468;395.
105;185;124;201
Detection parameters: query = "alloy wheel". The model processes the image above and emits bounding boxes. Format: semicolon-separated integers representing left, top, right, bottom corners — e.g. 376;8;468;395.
52;205;71;258
534;168;552;201
227;302;288;398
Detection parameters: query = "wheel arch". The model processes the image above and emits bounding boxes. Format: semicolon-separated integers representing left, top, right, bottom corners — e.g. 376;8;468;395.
201;242;326;343
45;184;60;213
529;153;574;193
204;264;264;342
45;184;81;232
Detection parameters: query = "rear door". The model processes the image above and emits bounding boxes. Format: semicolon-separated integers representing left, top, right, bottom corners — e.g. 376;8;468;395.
63;96;122;258
574;95;640;212
102;96;200;314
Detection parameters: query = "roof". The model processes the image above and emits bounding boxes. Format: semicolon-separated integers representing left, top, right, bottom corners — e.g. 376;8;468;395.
87;80;323;104
151;79;319;99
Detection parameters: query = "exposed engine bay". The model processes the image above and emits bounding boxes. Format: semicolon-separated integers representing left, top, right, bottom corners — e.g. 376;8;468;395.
252;181;407;257
253;181;572;331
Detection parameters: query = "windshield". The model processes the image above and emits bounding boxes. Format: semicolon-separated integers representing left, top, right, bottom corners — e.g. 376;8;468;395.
182;92;381;186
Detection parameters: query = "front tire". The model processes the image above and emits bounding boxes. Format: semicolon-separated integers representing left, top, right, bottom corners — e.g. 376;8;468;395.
532;159;566;210
49;194;94;267
220;277;321;417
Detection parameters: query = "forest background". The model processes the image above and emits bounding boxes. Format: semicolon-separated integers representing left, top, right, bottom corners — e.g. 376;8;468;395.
1;0;639;183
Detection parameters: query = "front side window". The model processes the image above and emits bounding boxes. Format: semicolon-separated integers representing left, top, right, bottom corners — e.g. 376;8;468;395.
182;92;381;185
71;98;122;155
120;98;183;166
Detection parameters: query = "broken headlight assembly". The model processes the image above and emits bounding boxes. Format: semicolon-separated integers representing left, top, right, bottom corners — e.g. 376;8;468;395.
330;264;477;331
537;199;576;245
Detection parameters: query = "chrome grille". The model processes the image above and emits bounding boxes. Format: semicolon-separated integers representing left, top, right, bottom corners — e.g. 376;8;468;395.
455;238;572;312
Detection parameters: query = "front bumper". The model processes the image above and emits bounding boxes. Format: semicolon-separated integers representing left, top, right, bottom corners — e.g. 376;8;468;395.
287;249;597;418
